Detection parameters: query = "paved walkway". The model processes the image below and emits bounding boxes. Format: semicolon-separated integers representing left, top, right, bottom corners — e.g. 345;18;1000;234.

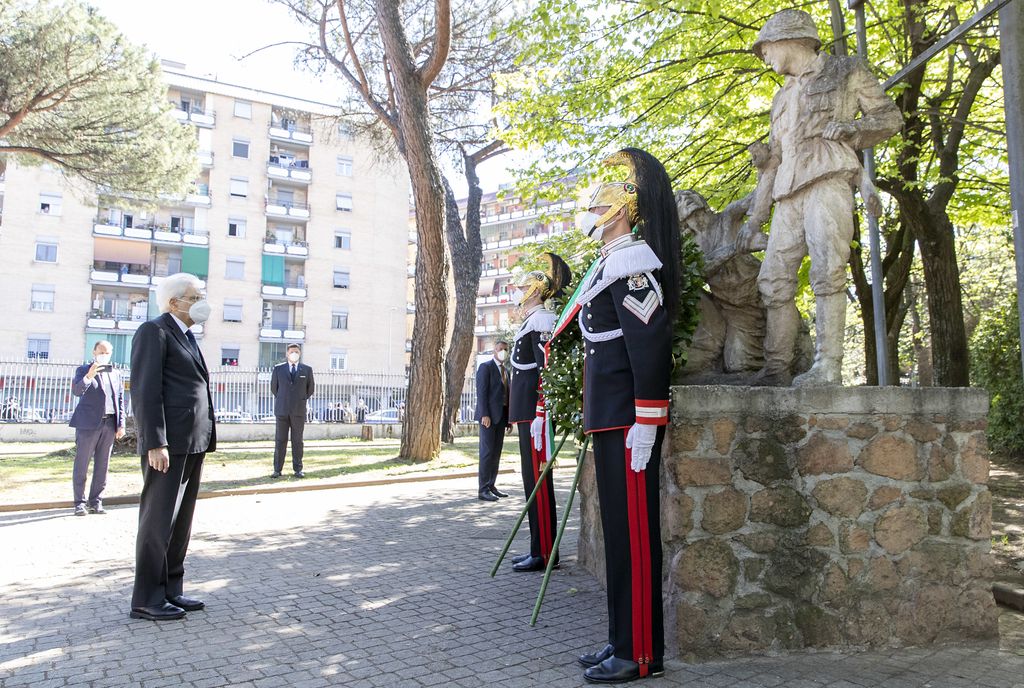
1;472;1022;687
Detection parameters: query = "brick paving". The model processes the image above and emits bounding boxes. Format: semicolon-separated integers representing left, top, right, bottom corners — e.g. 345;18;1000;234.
1;471;1022;687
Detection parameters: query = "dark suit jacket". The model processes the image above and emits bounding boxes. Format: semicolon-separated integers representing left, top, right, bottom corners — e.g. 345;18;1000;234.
271;362;315;416
475;359;508;423
69;364;125;430
130;313;217;456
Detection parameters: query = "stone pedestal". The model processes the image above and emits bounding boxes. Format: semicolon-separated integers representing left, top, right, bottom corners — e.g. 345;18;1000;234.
577;386;999;658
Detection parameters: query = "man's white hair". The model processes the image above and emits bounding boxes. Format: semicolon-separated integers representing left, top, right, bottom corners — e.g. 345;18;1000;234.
156;273;203;313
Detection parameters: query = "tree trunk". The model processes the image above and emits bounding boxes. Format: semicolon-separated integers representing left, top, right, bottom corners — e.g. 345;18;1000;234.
440;171;484;443
375;0;450;461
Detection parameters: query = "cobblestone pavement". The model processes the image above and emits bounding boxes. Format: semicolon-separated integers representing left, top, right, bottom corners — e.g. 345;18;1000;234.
1;471;1023;688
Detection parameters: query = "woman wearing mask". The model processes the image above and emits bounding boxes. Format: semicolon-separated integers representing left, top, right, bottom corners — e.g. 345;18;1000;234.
572;149;679;683
507;253;571;572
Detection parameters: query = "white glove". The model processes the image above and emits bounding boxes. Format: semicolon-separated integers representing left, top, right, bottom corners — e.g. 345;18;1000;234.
626;423;657;473
530;415;545;451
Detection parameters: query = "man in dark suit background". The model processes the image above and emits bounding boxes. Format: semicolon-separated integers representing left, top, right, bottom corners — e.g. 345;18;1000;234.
129;272;216;621
270;343;315;478
69;339;125;516
475;341;510;502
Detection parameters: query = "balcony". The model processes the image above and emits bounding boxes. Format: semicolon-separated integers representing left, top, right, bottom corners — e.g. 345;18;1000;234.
265;198;310;220
185;184;212;207
152;226;209;246
268;124;312;145
262;240;309;258
259;325;306;342
89;268;154;287
261;279;307;300
267;159;312;184
93;221;153;240
171;104;215;128
197;150;214;168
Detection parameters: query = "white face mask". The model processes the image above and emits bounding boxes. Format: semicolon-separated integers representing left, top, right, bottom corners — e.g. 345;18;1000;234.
188;299;211;324
288;353;300;363
579;211;614;242
496;350;508;362
94;353;111;365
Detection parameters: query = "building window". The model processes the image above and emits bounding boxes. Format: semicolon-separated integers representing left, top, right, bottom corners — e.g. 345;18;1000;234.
221;346;240;366
34;239;58;263
229;178;248;198
226;258;245;280
333;268;350;289
331;309;349;330
223;300;243;322
335;193;353;212
232;139;250;159
228;218;246;238
334;230;351;250
30;284;55;312
330;349;348;370
337;124;354;141
27;335;50;360
336;156;353;176
39;192;62;216
233;100;252;119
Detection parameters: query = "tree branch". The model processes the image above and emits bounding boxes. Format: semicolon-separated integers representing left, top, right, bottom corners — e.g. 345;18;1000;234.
417;0;452;88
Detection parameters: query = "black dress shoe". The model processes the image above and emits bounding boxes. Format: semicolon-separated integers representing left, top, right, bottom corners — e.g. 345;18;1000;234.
294;471;304;478
271;472;282;478
511;553;532;564
578;643;615;668
490;488;509;498
583;656;664;683
478;491;499;502
513;555;545;572
166;594;204;611
129;602;185;621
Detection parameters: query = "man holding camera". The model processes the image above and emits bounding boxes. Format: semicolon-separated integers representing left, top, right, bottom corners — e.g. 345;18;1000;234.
69;340;125;516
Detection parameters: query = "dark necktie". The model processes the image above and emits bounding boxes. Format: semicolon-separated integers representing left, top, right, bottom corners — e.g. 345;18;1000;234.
290;365;296;381
185;329;201;359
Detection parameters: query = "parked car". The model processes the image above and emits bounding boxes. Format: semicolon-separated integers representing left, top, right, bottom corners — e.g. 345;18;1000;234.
19;407;49;423
364;408;399;424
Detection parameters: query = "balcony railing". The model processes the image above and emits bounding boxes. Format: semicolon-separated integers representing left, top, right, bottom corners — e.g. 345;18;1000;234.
259;325;307;341
197;150;214;167
268;124;313;144
267;159;312;183
265;198;310;219
261;278;307;299
171;103;216;127
262;239;309;257
185;184;212;206
85;310;148;331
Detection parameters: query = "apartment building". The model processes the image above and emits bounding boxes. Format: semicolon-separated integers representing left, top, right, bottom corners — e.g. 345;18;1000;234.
0;65;411;374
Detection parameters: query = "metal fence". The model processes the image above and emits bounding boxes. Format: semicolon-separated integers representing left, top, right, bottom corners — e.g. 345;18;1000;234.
0;359;478;425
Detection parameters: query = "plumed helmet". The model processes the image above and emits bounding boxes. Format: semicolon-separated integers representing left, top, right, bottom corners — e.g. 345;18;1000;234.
586;151;641;232
752;9;822;61
515;252;572;305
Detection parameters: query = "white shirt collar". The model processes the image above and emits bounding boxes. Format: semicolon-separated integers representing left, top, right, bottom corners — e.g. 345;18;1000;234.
168;312;190;334
601;233;635;257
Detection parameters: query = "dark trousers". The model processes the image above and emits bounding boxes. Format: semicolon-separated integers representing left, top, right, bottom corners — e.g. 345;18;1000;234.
477;407;507;494
592;427;665;667
72;417;116;506
517;423;558;560
274;414;305;473
132;451;205;608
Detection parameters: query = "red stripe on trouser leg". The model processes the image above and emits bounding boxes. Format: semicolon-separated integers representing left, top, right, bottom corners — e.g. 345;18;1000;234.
532;435;552;559
623;436;649;677
635;455;653;675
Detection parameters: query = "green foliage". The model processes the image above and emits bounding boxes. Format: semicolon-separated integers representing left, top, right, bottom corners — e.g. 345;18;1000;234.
970;295;1024;461
0;0;197;198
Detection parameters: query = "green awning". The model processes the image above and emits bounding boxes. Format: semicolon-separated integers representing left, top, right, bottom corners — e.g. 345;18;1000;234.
262;254;285;286
181;246;209;279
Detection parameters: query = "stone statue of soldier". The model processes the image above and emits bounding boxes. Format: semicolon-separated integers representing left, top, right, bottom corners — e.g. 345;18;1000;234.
741;9;902;386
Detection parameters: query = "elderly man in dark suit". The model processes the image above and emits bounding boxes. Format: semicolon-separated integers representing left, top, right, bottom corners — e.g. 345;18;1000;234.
475;341;510;502
270;343;315;478
129;272;216;621
69;340;125;516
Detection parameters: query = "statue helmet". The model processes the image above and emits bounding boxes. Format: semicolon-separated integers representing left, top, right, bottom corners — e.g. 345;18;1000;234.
751;9;822;61
514;252;572;305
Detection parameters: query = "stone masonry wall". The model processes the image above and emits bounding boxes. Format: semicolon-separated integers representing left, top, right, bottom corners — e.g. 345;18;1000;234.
577;386;999;659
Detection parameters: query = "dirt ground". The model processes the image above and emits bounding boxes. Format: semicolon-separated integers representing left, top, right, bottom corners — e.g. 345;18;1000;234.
990;454;1024;583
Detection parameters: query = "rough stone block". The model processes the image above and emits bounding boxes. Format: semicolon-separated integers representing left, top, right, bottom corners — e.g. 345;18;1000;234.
805;522;834;548
821;562;848;603
661;492;694;542
721;611;776;652
867;556;900;591
735;532;778;554
764;544;828;598
874;505;928;554
936;484;972;510
812;477;868;517
905;418;940;442
950;418;988;432
675;599;713;650
794;604;841;647
743;558;766;582
839;524;870;553
950;492;992;541
750;487;812;527
846;422;878;440
960;433;989;484
672;456;732;487
859;435;921;481
928;506;944;536
770;414;807;444
738;437;792;485
882;415;903;431
672;423;703;452
676;539;738;598
810;414;849;430
868;485;902;510
701;488;747;535
711;418;736;454
797;432;854;476
735;592;773;609
927;443;955;482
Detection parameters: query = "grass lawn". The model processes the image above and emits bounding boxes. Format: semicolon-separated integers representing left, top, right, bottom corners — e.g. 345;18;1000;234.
0;437;523;506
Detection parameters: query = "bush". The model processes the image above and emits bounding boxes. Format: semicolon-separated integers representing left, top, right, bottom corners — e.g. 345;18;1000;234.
970;295;1024;461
